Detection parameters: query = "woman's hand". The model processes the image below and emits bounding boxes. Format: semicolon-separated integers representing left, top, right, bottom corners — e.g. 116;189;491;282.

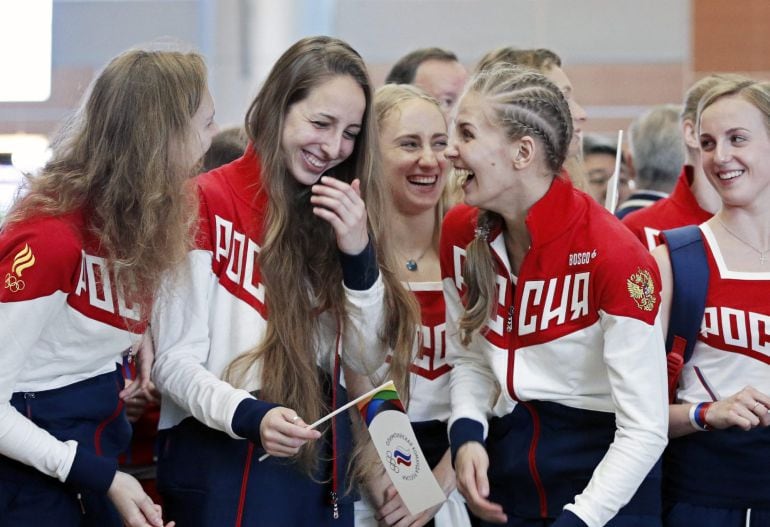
120;332;156;402
107;471;174;527
375;483;442;527
705;386;770;431
455;442;507;524
259;407;321;457
311;177;369;255
122;379;160;423
375;448;454;525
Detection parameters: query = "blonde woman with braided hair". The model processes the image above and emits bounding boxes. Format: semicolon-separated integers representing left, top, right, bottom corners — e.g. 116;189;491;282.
440;65;668;526
0;48;216;526
152;36;416;526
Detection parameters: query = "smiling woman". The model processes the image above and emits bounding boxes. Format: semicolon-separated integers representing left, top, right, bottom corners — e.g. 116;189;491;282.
652;77;770;527
346;83;472;527
441;65;668;527
151;36;418;527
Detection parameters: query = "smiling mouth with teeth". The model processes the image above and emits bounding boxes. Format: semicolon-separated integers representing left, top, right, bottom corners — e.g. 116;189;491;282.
406;175;438;186
718;169;744;180
303;150;327;171
454;168;475;186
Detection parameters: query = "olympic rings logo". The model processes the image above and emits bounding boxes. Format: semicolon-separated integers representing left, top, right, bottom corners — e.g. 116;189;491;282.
4;273;25;293
386;452;399;473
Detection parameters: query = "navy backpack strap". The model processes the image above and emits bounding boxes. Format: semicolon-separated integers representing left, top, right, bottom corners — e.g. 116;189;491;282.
660;225;709;402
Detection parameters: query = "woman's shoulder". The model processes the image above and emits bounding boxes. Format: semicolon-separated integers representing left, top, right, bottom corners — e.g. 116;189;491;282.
1;213;84;299
442;203;478;238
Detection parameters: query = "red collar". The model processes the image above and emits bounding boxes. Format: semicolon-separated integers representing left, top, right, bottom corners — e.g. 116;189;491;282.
217;143;268;211
524;172;586;248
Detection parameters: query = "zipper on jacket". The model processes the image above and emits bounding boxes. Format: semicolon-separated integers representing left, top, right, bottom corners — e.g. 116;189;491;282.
330;329;341;520
76;492;86;514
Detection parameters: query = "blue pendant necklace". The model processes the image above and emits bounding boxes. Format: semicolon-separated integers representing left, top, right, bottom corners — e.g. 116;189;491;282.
403;245;430;272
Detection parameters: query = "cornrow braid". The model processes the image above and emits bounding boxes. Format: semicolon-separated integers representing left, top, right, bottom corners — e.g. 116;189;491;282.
482;72;572;173
458;65;572;342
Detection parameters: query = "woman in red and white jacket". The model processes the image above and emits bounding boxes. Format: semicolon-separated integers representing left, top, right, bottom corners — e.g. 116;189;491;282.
0;48;216;527
441;65;668;527
151;36;416;527
653;77;770;527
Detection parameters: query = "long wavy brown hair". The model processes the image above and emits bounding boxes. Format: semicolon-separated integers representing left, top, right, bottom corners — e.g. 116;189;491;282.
4;49;208;318
458;66;573;344
223;36;417;474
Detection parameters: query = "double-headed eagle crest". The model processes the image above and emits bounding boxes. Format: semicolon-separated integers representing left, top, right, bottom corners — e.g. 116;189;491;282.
626;268;656;312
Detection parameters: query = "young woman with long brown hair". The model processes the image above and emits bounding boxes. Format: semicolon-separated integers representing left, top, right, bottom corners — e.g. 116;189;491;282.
0;48;215;526
152;36;416;526
441;65;668;527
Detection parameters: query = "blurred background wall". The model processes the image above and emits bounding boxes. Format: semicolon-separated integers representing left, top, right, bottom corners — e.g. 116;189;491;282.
1;0;770;167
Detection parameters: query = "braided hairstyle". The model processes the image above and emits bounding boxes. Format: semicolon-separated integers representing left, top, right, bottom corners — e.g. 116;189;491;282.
458;64;572;344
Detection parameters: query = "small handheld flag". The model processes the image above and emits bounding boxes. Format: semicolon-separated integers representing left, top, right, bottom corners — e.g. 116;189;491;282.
258;381;398;463
358;381;445;516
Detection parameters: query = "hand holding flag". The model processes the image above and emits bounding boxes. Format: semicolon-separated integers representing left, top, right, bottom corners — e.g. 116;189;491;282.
357;381;446;516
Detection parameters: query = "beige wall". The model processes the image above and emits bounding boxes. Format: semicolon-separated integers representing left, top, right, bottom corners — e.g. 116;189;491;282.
4;0;770;143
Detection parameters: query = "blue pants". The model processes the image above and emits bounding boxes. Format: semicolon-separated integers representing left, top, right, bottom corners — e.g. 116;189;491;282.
158;383;354;526
0;368;129;526
484;401;661;527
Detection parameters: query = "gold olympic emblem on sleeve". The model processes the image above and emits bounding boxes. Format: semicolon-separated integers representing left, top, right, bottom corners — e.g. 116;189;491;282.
4;244;35;294
626;268;656;312
4;272;25;292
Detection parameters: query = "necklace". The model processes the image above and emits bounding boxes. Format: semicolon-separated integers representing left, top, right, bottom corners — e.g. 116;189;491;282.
399;245;431;272
717;217;769;264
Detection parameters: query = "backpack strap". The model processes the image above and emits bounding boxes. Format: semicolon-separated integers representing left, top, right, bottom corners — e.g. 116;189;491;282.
660;225;709;403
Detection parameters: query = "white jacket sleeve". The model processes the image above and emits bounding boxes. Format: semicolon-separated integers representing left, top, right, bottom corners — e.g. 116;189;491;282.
152;250;254;439
337;275;387;375
0;294;78;482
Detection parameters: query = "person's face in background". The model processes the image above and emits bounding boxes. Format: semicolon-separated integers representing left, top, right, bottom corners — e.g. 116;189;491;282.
281;75;365;186
413;59;468;121
585;151;633;205
543;65;587;158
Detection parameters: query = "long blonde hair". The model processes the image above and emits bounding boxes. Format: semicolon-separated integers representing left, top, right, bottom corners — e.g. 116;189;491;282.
372;83;449;399
4;49;207;317
224;36;417;473
458;65;573;344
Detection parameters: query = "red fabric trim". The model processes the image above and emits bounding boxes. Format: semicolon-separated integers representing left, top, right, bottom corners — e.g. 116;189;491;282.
667;336;686;403
235;442;255;527
94;377;126;456
522;402;548;518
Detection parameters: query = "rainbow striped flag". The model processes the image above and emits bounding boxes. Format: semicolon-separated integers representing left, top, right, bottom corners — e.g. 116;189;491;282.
356;381;445;515
357;382;405;425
